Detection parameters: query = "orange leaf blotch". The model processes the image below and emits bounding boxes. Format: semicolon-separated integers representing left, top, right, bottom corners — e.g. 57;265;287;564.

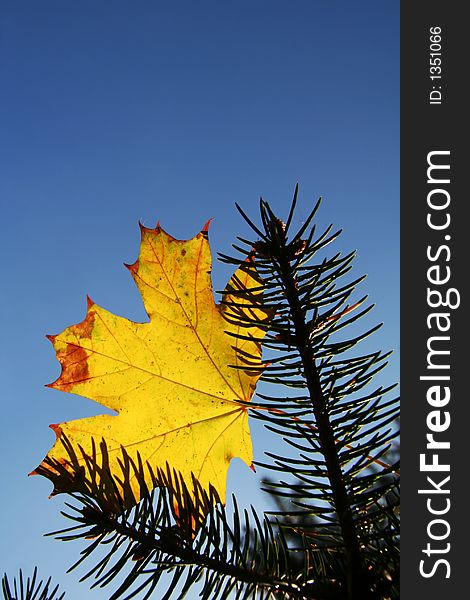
52;344;91;392
49;304;95;391
73;306;96;339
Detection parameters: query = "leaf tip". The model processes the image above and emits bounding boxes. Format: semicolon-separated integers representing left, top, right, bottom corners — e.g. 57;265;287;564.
86;294;95;309
202;218;214;233
244;253;256;266
49;423;63;439
138;220;152;237
124;260;139;273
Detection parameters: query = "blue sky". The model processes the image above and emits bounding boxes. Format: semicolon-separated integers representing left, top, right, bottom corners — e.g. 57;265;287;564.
0;1;399;597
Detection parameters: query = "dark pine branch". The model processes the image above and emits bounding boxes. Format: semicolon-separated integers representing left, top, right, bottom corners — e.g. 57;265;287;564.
220;188;399;599
1;567;64;600
258;210;373;598
40;444;344;599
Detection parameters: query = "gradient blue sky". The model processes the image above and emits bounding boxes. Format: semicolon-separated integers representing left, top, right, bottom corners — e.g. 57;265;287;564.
1;2;399;598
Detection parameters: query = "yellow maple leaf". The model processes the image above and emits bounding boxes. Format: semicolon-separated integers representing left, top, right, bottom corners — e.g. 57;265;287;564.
34;222;270;508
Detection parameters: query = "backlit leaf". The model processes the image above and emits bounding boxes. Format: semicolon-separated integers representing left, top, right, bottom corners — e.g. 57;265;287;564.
33;222;271;509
